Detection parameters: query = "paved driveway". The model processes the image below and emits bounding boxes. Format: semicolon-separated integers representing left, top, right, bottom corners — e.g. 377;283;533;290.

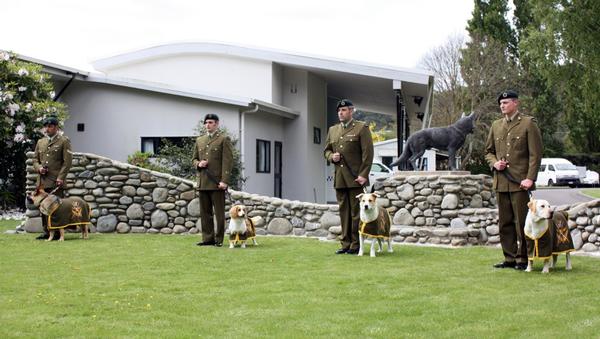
531;188;595;206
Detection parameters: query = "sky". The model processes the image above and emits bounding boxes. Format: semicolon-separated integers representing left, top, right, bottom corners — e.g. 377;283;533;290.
1;0;474;72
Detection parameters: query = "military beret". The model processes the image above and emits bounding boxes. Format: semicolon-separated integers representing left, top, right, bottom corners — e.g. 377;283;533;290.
42;115;59;126
336;99;354;109
497;90;518;104
203;113;220;123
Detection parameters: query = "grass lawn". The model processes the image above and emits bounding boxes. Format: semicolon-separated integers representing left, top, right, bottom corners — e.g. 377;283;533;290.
1;220;600;338
582;189;600;199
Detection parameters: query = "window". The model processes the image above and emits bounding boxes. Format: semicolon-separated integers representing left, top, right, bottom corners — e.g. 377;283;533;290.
256;139;271;173
548;165;555;171
141;137;192;154
313;127;321;144
539;164;546;172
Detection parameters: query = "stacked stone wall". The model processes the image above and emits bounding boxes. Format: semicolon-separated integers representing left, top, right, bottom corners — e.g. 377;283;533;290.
23;152;600;252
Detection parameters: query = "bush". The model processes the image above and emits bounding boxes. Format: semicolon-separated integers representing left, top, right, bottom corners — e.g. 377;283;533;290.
127;124;246;190
0;51;68;208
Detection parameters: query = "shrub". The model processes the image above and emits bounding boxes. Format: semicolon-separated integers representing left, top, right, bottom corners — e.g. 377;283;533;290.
0;51;68;208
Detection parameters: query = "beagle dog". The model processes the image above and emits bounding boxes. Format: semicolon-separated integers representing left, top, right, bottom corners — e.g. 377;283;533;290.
228;205;260;248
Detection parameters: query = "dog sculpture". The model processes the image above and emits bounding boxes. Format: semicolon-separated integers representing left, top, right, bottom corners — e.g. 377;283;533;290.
390;112;476;171
228;205;260;248
357;193;393;257
28;186;91;241
524;198;575;273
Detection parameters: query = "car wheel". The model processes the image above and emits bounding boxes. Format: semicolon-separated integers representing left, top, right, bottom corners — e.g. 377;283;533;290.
548;179;554;186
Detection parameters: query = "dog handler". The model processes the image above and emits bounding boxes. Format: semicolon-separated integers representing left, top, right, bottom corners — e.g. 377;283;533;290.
192;114;233;247
32;115;73;240
485;90;543;270
324;99;374;255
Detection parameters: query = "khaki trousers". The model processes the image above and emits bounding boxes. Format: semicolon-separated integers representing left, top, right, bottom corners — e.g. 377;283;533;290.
336;187;364;251
497;190;530;263
199;190;225;243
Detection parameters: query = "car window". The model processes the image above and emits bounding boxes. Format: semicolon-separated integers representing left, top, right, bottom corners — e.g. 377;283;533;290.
548;165;555;171
539;164;546;171
555;163;576;170
371;163;387;173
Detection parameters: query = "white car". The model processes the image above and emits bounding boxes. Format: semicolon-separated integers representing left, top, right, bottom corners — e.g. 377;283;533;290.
369;162;396;190
581;170;599;186
536;158;580;187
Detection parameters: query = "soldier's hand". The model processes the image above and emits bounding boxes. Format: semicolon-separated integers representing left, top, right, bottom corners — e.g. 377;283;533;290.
218;182;228;190
198;160;208;168
520;179;533;190
331;153;341;163
355;176;367;186
493;160;507;171
56;179;64;187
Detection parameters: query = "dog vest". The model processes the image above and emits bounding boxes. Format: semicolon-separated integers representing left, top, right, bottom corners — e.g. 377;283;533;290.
47;197;92;230
359;209;391;239
229;218;256;245
525;211;574;260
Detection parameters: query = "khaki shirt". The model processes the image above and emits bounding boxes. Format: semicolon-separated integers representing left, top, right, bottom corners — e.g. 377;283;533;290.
32;134;73;189
485;113;543;192
192;130;233;190
324;120;374;189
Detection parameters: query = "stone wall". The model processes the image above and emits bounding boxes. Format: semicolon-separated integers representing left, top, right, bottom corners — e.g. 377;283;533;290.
23;152;600;252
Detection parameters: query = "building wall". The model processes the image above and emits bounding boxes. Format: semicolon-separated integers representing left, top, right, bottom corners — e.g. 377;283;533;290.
306;73;328;203
281;68;309;201
59;81;240;162
278;68;329;203
271;63;283;106
242;111;284;197
102;54;274;102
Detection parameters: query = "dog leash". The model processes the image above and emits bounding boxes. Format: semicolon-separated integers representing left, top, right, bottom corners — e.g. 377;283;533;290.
337;156;368;194
199;167;232;203
493;160;533;198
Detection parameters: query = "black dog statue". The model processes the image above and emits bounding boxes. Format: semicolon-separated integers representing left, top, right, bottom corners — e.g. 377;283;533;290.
390;112;476;171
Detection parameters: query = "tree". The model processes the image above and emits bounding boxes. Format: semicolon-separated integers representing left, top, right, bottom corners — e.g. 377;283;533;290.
0;51;68;208
518;0;600;154
418;33;467;128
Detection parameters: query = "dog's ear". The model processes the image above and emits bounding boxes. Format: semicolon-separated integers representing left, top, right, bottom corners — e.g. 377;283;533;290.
373;192;381;198
229;205;237;216
356;193;364;199
527;199;536;213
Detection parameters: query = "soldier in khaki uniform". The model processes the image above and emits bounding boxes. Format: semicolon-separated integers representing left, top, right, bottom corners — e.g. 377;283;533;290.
32;115;73;240
192;114;233;247
485;90;543;270
324;99;374;254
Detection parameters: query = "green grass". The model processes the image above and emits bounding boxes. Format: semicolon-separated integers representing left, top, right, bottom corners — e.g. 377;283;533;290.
1;229;600;338
0;219;21;232
582;189;600;199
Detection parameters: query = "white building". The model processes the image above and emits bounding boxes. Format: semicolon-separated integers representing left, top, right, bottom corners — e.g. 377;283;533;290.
21;42;433;203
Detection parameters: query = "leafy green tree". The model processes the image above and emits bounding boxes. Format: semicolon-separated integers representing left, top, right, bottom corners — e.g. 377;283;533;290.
0;51;68;208
518;0;600;153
